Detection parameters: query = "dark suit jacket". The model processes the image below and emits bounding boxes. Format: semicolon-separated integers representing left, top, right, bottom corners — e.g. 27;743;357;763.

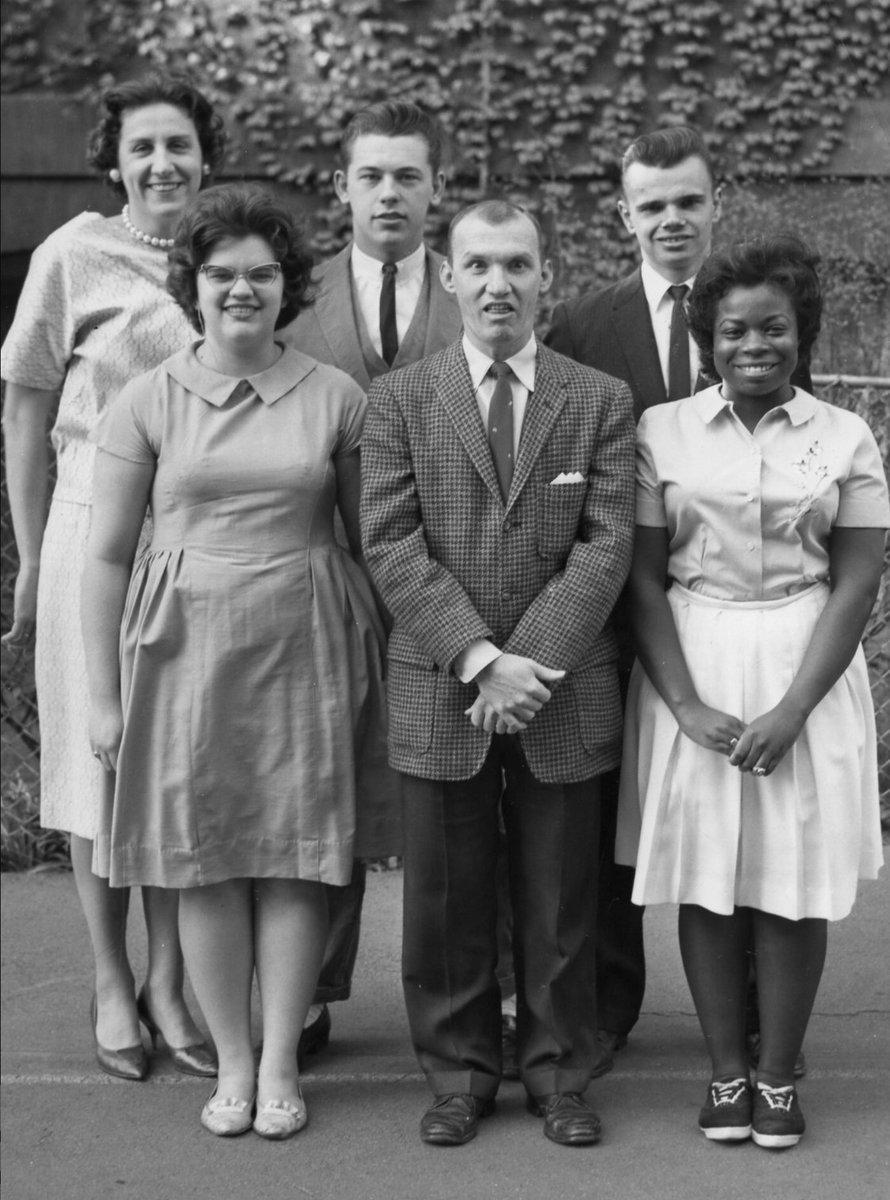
360;339;636;785
280;243;462;390
545;267;813;420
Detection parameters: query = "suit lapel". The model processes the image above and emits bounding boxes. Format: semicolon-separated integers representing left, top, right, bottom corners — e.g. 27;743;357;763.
423;249;462;355
314;246;371;390
509;346;566;510
436;345;503;502
612;270;666;409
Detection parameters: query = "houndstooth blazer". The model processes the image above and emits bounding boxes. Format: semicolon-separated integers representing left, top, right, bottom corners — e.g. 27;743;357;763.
360;338;635;784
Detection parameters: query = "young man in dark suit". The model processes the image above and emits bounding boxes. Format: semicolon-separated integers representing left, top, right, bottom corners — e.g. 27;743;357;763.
361;200;635;1146
281;100;462;1061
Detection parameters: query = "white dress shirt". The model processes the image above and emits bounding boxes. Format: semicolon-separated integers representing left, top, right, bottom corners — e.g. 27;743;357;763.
640;259;701;394
350;242;426;357
454;334;538;683
462;332;537;461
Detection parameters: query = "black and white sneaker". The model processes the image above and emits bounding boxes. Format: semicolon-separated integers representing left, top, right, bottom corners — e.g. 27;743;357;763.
698;1077;753;1141
752;1082;805;1149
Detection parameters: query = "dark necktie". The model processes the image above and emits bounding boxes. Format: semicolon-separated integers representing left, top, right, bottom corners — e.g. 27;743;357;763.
380;262;398;365
487;362;514;501
667;283;691;401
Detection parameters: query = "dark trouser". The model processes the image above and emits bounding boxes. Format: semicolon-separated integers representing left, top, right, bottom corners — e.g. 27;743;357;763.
401;737;601;1101
494;767;646;1036
595;767;646;1036
314;861;367;1003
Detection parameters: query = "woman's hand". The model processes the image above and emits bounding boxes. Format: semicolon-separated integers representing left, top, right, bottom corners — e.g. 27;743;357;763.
729;702;807;776
89;700;124;772
675;698;746;756
0;564;39;654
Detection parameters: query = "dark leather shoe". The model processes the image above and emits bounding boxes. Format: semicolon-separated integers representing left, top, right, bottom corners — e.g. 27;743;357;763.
527;1092;602;1146
420;1094;495;1146
135;988;217;1078
90;994;148;1082
298;1004;331;1069
501;1013;519;1082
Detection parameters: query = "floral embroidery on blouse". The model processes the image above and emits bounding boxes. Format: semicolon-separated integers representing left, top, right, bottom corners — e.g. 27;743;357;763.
789;440;829;521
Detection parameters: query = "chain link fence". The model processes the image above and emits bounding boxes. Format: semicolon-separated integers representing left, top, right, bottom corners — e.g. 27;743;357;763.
2;381;889;862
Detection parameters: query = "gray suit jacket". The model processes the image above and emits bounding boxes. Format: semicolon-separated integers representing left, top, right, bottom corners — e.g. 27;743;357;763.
361;340;635;784
280;243;462;390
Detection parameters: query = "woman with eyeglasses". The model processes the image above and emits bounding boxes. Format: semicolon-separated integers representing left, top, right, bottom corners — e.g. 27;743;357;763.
1;72;225;1083
81;182;390;1139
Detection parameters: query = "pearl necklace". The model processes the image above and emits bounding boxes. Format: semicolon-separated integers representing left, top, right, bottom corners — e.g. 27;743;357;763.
121;205;175;249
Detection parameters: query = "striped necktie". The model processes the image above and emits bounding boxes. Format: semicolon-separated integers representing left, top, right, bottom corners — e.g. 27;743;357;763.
667;283;691;401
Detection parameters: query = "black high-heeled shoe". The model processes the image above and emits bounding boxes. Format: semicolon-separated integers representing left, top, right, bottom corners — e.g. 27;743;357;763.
90;993;149;1081
136;988;217;1078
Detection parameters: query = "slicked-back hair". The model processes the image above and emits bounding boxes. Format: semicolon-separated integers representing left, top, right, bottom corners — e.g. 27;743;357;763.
621;125;716;191
446;199;547;262
687;234;823;382
167;183;315;332
340;100;447;176
88;72;227;196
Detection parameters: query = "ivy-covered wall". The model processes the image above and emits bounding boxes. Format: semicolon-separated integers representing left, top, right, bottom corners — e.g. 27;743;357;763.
2;0;889;372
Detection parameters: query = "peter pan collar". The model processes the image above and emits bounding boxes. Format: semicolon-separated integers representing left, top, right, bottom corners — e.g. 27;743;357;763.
165;343;317;407
694;383;819;427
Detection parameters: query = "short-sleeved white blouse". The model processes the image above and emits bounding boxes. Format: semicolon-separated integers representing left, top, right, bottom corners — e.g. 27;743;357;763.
635;385;889;602
0;212;193;503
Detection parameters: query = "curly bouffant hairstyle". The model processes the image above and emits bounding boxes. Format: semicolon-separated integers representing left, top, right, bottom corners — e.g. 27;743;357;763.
166;183;315;331
87;73;227;194
687;234;822;383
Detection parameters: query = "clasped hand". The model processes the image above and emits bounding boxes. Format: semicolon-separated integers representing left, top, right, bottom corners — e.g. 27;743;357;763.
464;653;565;735
677;697;805;776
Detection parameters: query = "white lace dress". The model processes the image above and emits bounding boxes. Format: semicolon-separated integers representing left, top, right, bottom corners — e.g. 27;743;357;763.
0;213;193;837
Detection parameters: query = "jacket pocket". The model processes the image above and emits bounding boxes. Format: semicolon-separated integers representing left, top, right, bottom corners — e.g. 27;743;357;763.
569;659;623;754
536;479;588;563
386;657;437;753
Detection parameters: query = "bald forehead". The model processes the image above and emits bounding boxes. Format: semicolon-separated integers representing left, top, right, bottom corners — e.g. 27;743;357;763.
449;210;545;262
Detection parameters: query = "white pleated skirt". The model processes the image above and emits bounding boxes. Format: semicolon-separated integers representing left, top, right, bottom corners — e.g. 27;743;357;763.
616;583;883;921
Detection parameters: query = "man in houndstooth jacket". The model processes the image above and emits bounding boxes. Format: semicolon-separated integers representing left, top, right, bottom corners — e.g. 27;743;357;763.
360;200;635;1148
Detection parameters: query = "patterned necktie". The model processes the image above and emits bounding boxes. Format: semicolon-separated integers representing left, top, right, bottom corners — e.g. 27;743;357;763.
667;283;691;401
487;362;514;501
380;262;398;365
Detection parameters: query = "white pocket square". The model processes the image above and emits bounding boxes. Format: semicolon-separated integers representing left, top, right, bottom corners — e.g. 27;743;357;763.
550;471;585;485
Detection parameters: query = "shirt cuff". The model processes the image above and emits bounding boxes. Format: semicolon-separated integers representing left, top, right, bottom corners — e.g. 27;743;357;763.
454;640;502;684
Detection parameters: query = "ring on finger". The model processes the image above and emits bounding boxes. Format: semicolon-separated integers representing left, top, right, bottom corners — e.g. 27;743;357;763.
752;766;767;776
729;738;738;750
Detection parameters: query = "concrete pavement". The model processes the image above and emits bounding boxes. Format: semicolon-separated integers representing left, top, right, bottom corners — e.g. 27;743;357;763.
2;854;888;1200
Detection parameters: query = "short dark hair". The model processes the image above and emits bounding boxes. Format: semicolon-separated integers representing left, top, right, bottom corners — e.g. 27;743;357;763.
167;183;315;332
88;73;228;195
686;234;823;382
447;199;547;261
621;125;717;191
340;100;447;176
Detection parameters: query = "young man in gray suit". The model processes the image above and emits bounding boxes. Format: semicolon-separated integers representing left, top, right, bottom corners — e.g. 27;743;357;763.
361;200;635;1147
281;100;462;1061
283;100;461;390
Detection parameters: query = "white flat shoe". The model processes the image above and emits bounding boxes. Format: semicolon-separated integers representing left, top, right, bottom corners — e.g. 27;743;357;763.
253;1092;308;1140
200;1088;255;1137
